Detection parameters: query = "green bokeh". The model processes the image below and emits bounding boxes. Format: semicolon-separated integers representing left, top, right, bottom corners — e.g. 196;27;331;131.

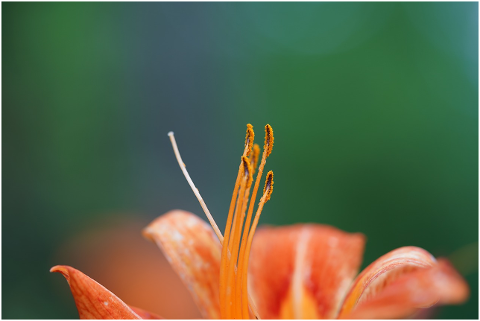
3;2;477;319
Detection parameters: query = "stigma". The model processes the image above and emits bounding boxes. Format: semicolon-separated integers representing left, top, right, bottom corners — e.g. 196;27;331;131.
168;124;275;319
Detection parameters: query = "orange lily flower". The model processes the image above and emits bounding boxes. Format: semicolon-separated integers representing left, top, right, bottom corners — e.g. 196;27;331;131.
52;124;468;319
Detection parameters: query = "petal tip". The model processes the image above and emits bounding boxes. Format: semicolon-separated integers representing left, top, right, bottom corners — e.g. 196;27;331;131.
50;265;69;277
436;259;470;304
142;226;155;242
142;210;199;242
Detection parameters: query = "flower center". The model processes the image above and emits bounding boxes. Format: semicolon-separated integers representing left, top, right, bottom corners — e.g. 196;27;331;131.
168;124;274;319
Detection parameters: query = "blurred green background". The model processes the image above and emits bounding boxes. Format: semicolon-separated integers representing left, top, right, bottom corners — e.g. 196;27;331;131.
2;2;478;319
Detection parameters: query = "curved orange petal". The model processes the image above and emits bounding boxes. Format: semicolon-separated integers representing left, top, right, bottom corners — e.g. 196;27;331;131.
142;210;221;319
342;259;469;319
338;246;443;318
248;224;365;319
55;218;200;318
50;265;142;319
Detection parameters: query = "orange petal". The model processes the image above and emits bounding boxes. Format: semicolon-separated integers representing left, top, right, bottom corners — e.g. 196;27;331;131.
55;218;200;318
143;210;221;319
248;224;365;319
342;259;469;319
54;218;202;319
50;265;142;319
338;246;456;318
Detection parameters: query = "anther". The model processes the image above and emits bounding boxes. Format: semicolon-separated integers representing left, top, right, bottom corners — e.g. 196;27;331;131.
242;156;253;189
264;124;274;157
244;124;254;156
263;171;274;202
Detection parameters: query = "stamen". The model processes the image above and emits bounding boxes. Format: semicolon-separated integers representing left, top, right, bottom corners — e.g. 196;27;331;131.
243;156;254;189
236;126;274;318
241;171;274;318
245;124;254;156
263;171;274;202
264;171;274;201
220;160;244;318
250;144;260;176
221;125;255;318
226;156;252;318
227;157;251;253
264;124;274;157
